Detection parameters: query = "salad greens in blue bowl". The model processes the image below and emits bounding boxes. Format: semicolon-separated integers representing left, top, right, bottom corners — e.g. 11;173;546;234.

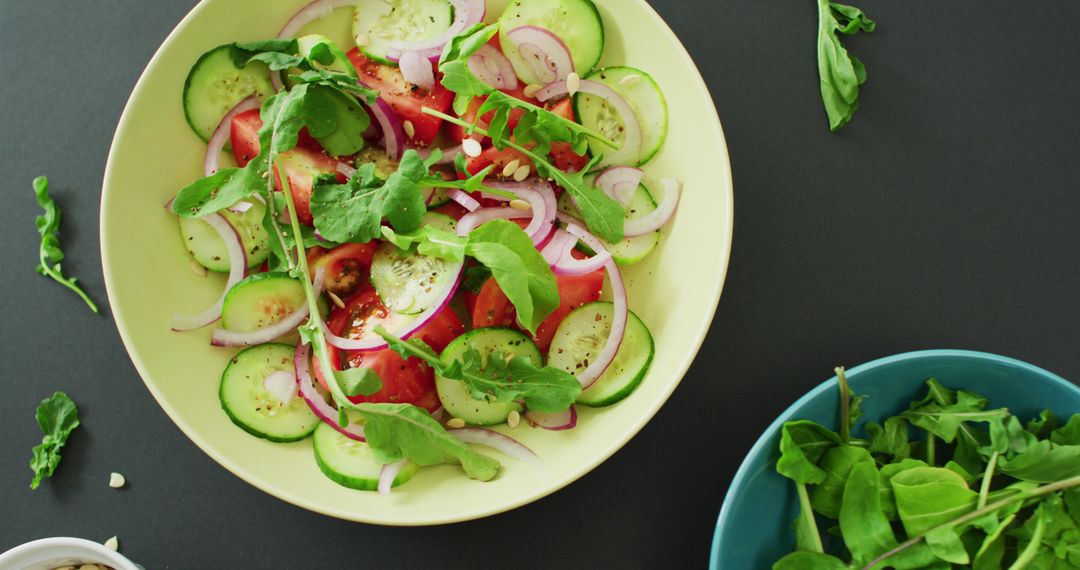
710;350;1080;569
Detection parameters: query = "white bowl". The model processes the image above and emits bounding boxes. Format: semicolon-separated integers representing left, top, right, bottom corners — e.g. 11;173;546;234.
0;538;140;570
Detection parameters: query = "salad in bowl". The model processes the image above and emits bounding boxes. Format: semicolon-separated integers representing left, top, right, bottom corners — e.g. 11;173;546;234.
168;0;678;494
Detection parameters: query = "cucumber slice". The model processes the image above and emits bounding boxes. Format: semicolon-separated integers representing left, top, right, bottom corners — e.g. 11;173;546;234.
547;301;653;407
575;67;668;167
221;272;306;332
219;343;320;442
558;182;660;266
352;0;454;64
355;146;399;179
498;0;605;86
436;328;542;425
178;197;270;272
313;423;419;490
422;211;457;233
183;44;275;142
425;188;452;209
369;241;458;315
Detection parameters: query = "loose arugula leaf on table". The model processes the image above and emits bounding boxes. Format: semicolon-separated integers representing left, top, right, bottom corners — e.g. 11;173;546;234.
377;326;580;413
354;403;500;481
29;392;80;490
310;151;429;243
32;177;98;313
814;0;876;131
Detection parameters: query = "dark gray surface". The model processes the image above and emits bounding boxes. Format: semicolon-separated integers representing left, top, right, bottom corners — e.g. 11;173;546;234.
3;1;1080;568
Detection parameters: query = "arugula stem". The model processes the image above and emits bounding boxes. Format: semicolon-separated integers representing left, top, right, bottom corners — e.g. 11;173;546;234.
38;248;98;313
926;434;936;467
859;474;1080;570
977;451;999;509
796;482;824;553
836;366;851;444
1007;507;1046;570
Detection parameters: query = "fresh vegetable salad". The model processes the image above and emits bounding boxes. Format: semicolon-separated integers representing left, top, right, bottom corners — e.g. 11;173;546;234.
169;0;680;493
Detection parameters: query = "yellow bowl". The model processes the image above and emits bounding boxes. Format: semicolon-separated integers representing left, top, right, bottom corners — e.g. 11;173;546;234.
101;0;733;525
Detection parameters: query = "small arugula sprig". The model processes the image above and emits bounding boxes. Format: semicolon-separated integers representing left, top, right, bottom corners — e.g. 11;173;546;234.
432;24;626;243
814;0;876;131
773;373;1080;569
377;327;581;413
29;392;80;490
32;177;98;313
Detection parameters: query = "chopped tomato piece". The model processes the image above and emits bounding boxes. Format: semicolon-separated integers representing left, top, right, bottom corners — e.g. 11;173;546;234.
546;99;589;173
308;242;378;298
346;49;453;147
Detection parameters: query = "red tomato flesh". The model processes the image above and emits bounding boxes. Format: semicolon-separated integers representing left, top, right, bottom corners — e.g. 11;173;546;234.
346;49;453;148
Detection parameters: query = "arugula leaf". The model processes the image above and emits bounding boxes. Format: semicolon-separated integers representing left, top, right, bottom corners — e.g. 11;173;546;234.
998;440;1080;483
171;153;266;218
1052;414;1080;446
776;420;840;485
230;39;303;69
814;0;875;131
891;466;978;537
378;326;580;413
300;84;370;156
808;445;873;519
334;367;382;397
438;23;501;114
840;461;899;566
29;392;80;489
902;378;1009;444
462;264;492;293
1028;410;1060;439
310;151;429;243
354;403;500;481
867;416;912;463
772;551;848;570
32;177;98;313
381;225;468;262
794;482;824;553
464;219;560;335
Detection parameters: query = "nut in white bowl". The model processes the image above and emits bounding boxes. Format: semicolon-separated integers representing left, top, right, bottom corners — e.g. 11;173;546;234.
0;538;140;570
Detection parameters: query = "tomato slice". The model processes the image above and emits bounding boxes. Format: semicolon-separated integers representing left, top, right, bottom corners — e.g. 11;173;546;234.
470;253;604;352
308;242;378;298
230;109;344;224
346;49;453;147
546;99;590;174
314;289;464;412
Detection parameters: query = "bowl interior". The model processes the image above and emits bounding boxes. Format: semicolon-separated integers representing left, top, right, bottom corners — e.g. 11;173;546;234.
710;350;1080;569
101;0;732;524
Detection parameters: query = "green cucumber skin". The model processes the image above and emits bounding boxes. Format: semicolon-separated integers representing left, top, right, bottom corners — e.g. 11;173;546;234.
557;183;660;266
312;424;417;491
220;272;306;332
498;0;606;84
352;0;454;65
218;343;318;443
574;66;669;167
183;44;273;142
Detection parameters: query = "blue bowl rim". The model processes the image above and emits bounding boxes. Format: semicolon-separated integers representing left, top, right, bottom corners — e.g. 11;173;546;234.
708;348;1080;569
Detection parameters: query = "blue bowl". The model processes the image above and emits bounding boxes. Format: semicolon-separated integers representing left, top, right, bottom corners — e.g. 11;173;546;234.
709;349;1080;569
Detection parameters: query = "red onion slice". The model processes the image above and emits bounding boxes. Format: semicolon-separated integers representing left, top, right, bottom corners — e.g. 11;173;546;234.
385;0;485;62
399;50;435;91
271;0;358;91
378;459;407;495
536;80;642;167
447;188;480;212
263;370;298;404
321;260;463;351
623;178;682;237
335;161;357;179
480;180;557;245
540;229;576;265
595;166;643;206
449;428;540;466
524;406;578;431
205;96;261;177
468;44;519;91
170;214;247;331
506;26;575;84
366;97;406;161
552;224;612;276
563;224;628;389
456;207;533;236
210;267;325;347
295;342;366;441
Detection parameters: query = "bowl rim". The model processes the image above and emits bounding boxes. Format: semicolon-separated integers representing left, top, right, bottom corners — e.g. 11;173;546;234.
708;348;1080;568
0;537;139;570
99;0;734;525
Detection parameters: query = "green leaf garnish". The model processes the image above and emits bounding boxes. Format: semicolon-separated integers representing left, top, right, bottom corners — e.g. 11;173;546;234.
814;0;875;131
29;391;80;489
32;177;97;313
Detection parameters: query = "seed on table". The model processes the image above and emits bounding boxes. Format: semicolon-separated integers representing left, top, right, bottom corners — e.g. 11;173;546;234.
509;199;531;211
104;536;119;551
513;164;531;182
502;159;521;177
108;472;125;489
447;418;466;429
